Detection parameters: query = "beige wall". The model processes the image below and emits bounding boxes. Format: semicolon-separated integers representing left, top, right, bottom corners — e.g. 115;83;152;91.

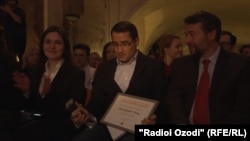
19;0;43;51
21;0;250;56
73;0;148;55
44;0;63;29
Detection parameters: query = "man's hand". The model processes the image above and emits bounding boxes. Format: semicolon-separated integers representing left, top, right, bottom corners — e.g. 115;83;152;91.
141;114;157;125
71;102;89;127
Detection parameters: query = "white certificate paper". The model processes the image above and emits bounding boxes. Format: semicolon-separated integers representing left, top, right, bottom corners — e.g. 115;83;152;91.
101;93;159;134
107;126;125;141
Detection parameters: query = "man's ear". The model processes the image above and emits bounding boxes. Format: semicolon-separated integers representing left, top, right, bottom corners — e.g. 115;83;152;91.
208;29;216;41
135;37;139;46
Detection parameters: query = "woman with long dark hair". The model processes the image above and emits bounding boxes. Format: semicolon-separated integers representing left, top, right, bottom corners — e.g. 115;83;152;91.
12;26;85;141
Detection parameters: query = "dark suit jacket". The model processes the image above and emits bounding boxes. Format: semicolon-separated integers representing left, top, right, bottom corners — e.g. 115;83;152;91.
14;61;85;141
27;60;85;118
87;51;168;123
164;49;250;124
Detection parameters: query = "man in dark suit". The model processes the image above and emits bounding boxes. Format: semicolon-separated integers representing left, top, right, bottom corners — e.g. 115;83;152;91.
164;11;250;124
70;21;168;141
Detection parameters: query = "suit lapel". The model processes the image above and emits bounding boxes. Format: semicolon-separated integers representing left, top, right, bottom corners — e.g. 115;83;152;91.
186;54;200;109
31;66;44;97
190;55;200;94
42;62;66;98
50;62;66;88
126;51;146;92
210;50;228;96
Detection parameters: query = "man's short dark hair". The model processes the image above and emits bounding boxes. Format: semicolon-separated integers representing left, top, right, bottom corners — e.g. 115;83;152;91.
73;43;90;56
184;10;221;41
111;21;138;40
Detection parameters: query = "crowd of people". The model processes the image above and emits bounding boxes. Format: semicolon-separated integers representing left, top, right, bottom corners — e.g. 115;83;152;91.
0;8;250;141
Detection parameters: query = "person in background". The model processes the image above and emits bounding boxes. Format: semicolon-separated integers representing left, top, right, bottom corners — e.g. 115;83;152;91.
158;34;183;81
219;30;237;52
70;21;167;141
164;11;250;125
73;43;96;106
101;41;116;62
21;46;40;74
73;43;96;90
12;26;85;141
0;0;26;64
147;43;160;59
239;44;250;57
88;52;101;68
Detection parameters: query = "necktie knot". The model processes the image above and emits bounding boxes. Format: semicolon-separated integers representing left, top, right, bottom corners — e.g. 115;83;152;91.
202;59;210;70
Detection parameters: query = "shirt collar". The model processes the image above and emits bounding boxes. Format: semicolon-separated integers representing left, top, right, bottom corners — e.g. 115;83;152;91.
200;46;220;65
45;59;64;73
116;50;138;65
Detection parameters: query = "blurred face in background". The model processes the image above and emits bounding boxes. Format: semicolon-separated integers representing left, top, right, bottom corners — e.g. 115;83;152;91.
219;34;233;51
241;47;250;57
164;38;183;58
106;45;117;61
73;49;88;68
88;53;101;68
26;47;39;67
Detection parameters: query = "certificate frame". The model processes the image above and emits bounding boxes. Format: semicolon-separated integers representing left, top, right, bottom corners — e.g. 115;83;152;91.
100;93;159;134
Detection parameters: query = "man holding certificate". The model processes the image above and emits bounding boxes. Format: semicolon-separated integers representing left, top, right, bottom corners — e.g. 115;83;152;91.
70;21;168;141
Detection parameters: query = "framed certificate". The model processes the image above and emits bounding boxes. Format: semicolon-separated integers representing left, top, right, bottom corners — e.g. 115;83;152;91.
100;93;159;134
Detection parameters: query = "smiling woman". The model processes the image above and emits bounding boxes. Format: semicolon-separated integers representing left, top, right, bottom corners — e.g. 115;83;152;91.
11;26;86;141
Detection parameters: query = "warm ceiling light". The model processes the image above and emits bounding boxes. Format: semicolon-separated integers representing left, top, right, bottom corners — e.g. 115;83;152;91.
65;13;80;22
